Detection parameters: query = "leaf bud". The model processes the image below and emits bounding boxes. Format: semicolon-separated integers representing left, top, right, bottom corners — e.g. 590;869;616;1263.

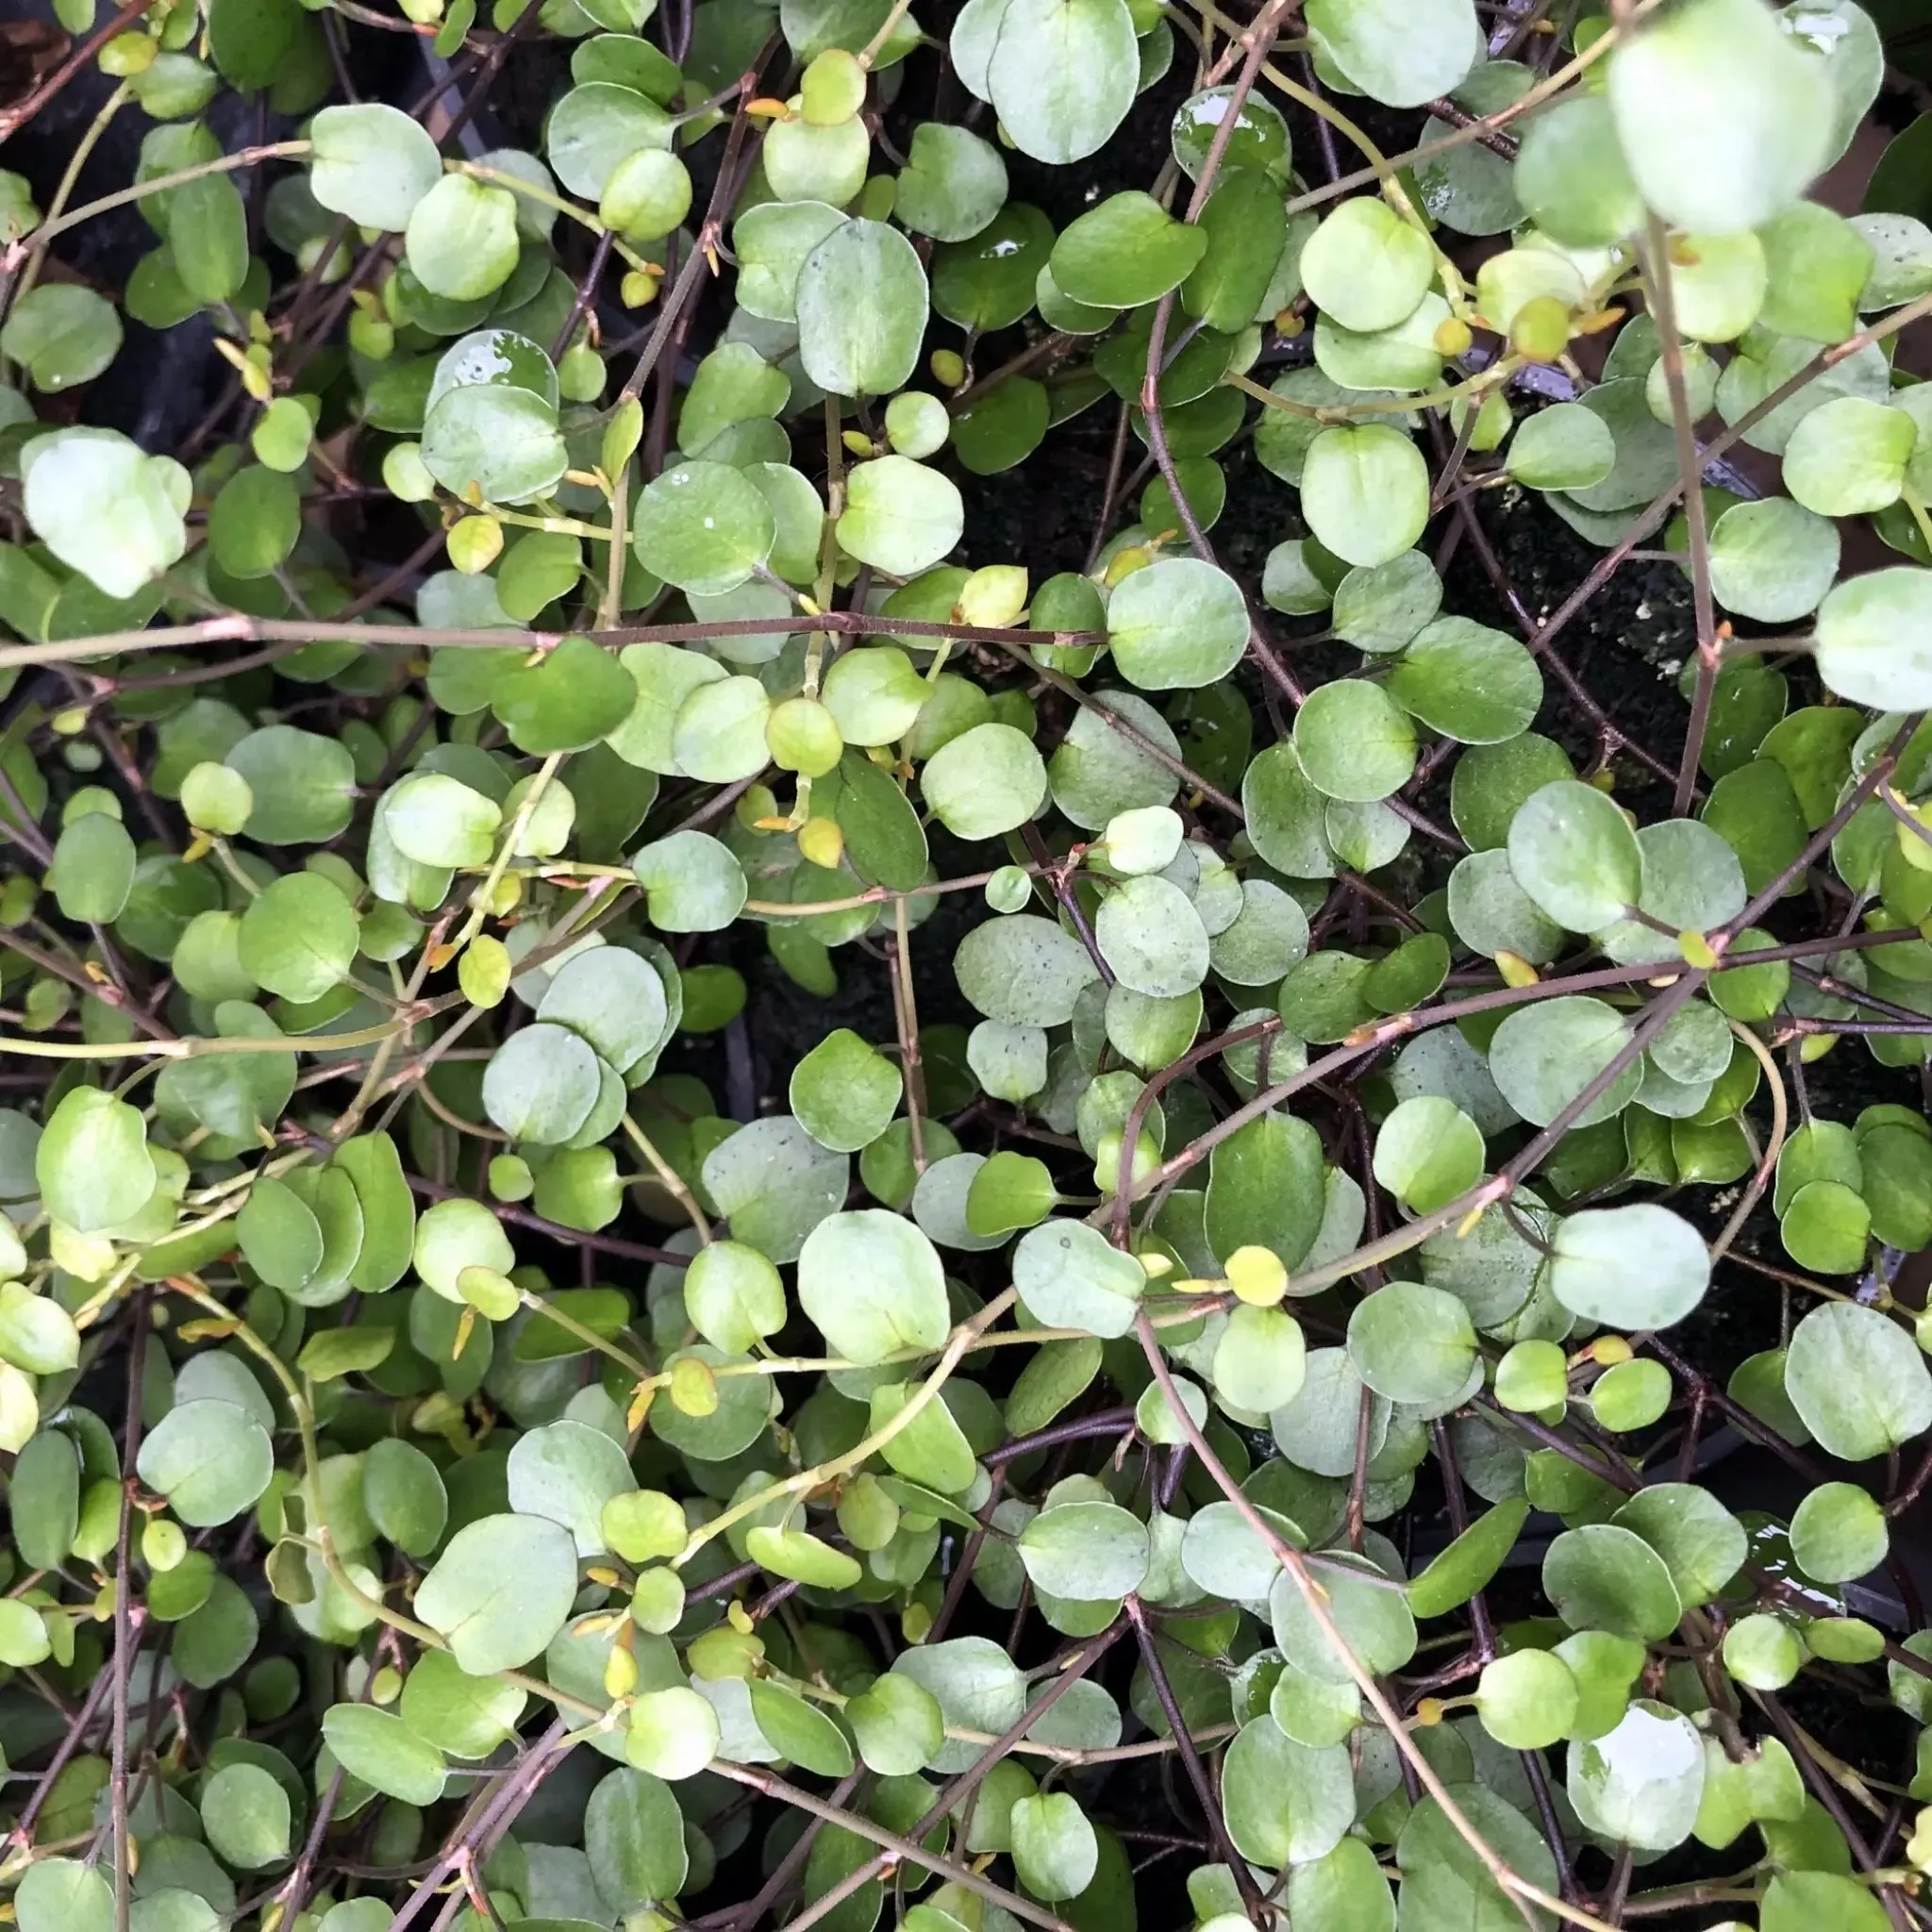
766;697;844;777
1225;1244;1288;1307
447;515;503;575
1509;294;1572;364
99;32;158;75
800;49;866;125
956;564;1028;630
797;816;844;868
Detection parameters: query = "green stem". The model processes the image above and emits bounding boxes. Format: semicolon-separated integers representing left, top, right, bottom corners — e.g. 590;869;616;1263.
599;458;632;629
0;611;1107;676
516;1289;653;1380
855;0;918;66
457;751;563;950
12;82;131;319
0;1018;409;1060
675;1289;1019;1567
1227;359;1520;424
448;160;656;274
22;141;312;252
621;1113;710;1244
1903;477;1932;558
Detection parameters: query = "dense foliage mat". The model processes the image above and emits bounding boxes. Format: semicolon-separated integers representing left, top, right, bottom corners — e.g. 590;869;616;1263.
13;0;1932;1928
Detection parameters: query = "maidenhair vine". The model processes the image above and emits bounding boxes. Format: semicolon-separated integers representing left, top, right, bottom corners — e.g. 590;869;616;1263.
7;2;1932;1931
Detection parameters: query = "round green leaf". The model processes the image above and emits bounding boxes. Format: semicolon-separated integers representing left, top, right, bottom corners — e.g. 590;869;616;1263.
1763;1874;1890;1932
894;123;1008;242
200;1762;291;1871
795;219;929;398
585;1765;689;1909
1568;1701;1705;1852
1815;565;1932;708
1220;1713;1355;1867
628;1684;724;1780
364;1439;448;1558
1347;1281;1478;1407
1293;678;1417;802
702;1116;848;1262
1019;1499;1149;1599
632;831;748;932
2;284;122;392
323;1704;446;1805
791;1028;904;1153
309;102;441;230
0;1282;79;1377
1386;618;1541;745
547;82;674;199
508;1418;634;1557
1790;1480;1889;1584
413;1196;514;1301
921;723;1047;839
481;1024;604;1147
238;873;358;1004
1476;1649;1578;1751
1049;191;1208;309
798;1209;949;1364
16;1861;111;1932
49;811;136;924
1299;197;1433;333
838;456;963;575
1607;0;1830;236
1707;498;1841;625
1785;1301;1932;1461
1269;1554;1416;1684
1212;1303;1307;1414
1543;1524;1683;1641
1013;1219;1145;1338
1549;1204;1709;1330
382;772;502;870
415;1512;578;1674
1092;873;1208;998
848;1672;945;1774
1513;93;1645;248
0;1596;52;1668
1782;395;1914;515
538;947;670;1074
1300;425;1429;568
1507;403;1616;491
1506;779;1643;932
37;1087;155;1233
224;726;357;844
21;426;187;600
892;1636;1028;1774
984;0;1137;165
634;460;776;595
1488;995;1641;1129
1306;0;1476;108
1105;558;1248;691
138;1399;274;1527
421;385;567;505
1372;1096;1484;1213
1009;1792;1099;1902
733;200;847;322
405;174;518;301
